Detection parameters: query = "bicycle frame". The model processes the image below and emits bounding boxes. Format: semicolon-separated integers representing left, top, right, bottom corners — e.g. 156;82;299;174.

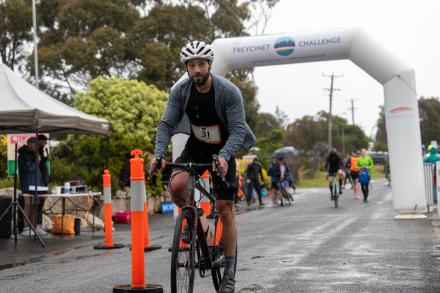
180;171;218;273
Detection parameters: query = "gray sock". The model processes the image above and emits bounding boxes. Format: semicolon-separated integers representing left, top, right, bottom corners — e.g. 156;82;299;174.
225;256;236;275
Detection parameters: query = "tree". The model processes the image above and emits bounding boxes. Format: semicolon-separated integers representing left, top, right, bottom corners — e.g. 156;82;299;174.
0;135;7;178
374;105;388;151
228;71;260;130
285;115;325;153
375;97;440;151
52;77;168;189
275;105;289;129
0;0;32;70
254;112;281;139
35;0;279;103
418;97;440;146
255;128;285;166
36;0;141;101
285;111;369;154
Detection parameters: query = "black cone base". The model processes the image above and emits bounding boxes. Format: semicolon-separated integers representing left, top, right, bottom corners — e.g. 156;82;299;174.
113;284;163;293
144;245;161;252
128;244;162;252
94;243;125;250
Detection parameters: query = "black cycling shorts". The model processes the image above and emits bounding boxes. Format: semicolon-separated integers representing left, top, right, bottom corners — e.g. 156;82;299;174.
350;171;359;181
327;169;341;177
173;147;237;201
270;182;279;190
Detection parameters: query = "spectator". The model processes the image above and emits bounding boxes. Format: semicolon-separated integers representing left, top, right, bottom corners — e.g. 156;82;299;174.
383;155;391;187
423;145;440;203
245;157;264;207
267;158;280;206
37;135;50;230
357;148;374;203
18;137;45;235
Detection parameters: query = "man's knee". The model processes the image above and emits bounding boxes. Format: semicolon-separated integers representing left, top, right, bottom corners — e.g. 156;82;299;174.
217;200;234;222
169;172;188;203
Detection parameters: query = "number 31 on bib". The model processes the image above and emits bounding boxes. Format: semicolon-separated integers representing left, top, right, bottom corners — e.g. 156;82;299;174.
191;124;221;144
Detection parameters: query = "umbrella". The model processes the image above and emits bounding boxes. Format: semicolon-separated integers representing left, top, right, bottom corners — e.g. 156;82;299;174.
271;146;299;159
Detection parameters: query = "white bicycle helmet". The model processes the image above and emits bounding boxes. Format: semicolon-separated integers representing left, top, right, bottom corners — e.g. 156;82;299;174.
180;41;214;63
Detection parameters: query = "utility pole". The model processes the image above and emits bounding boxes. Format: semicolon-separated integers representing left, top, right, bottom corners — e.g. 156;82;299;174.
32;0;39;88
323;73;343;148
347;98;358;125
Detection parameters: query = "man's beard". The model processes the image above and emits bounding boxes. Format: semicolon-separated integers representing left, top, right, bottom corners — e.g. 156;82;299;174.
190;72;210;87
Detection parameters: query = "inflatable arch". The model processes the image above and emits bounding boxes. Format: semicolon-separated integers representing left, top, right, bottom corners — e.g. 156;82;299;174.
173;27;425;212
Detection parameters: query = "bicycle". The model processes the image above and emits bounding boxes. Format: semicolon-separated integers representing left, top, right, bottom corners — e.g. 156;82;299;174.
150;155;236;293
330;176;340;208
277;181;294;206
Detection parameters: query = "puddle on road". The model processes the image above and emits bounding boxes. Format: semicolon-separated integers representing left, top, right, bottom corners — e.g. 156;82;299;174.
0;244;106;272
0;256;44;272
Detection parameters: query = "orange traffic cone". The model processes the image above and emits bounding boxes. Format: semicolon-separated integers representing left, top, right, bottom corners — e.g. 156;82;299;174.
113;150;163;293
94;169;124;250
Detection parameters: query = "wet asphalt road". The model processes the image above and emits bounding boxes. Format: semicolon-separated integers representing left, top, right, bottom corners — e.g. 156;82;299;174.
1;180;440;292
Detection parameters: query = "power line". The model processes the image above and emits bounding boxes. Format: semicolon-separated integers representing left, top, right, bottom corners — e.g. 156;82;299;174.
323;73;343;148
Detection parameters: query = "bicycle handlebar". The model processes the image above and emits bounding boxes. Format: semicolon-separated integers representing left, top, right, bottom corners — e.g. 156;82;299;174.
159;155;231;189
147;156;163;181
212;155;230;189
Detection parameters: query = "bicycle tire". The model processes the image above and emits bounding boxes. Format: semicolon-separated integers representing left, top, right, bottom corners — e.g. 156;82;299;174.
282;189;292;206
333;179;339;208
211;216;238;292
171;208;196;293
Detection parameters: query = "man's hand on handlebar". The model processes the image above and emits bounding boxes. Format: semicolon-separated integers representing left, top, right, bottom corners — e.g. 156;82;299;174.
148;156;166;179
212;156;228;177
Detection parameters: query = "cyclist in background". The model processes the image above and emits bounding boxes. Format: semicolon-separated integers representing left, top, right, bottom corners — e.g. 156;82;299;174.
325;149;345;196
150;40;256;293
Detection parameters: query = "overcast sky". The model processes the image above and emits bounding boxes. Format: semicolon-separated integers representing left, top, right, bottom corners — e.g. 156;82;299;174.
253;0;440;137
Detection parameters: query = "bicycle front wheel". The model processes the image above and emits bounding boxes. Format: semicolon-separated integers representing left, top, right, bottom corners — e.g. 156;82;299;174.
171;208;196;293
333;180;339;208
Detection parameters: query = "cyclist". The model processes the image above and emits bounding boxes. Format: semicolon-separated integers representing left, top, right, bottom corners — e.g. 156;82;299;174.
357;148;374;203
150;40;256;293
325;148;345;196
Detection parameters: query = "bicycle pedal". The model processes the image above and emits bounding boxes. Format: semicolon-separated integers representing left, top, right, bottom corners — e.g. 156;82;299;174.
212;256;226;268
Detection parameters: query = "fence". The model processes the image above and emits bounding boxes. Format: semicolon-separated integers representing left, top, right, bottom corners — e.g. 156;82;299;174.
423;163;437;213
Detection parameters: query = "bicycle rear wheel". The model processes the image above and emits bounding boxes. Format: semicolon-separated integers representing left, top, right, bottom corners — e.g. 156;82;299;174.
211;216;237;292
171;208;196;293
279;190;284;206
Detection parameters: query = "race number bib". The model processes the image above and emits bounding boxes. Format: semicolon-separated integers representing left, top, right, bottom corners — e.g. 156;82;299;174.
191;124;221;144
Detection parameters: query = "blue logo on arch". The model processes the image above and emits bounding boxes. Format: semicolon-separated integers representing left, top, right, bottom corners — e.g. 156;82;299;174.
274;36;295;56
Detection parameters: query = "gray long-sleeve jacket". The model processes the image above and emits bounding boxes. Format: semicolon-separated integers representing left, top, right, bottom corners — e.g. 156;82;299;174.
154;74;256;161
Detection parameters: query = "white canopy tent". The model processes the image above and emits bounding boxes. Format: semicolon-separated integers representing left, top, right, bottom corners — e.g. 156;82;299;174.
0;63;111;135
